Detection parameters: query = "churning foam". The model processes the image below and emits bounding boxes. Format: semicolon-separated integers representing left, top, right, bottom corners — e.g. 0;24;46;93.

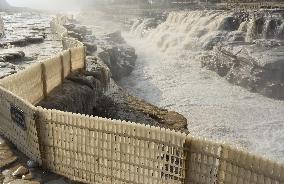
123;10;284;163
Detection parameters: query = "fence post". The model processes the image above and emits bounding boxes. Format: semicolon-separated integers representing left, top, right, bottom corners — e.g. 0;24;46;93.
41;63;47;99
83;46;87;72
217;145;226;184
184;137;192;183
34;109;45;167
60;54;64;84
69;49;73;72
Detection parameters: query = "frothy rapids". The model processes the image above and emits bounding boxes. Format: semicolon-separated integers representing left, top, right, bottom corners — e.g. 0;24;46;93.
121;10;284;163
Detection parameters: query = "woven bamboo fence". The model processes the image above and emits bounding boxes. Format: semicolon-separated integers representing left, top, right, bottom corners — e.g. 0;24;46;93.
0;15;283;184
50;17;84;50
0;48;85;104
0;86;41;164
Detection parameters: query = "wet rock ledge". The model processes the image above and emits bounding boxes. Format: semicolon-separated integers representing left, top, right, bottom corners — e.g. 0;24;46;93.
37;57;188;132
202;43;284;100
37;17;188;132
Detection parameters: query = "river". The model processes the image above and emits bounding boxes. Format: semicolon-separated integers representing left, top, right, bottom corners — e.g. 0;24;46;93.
79;9;284;163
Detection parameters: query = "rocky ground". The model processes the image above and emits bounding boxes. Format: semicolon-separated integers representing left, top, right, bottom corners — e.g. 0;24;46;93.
0;137;83;184
0;11;78;184
0;11;62;79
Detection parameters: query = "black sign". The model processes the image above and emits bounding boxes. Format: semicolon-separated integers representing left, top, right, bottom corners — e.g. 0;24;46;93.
10;105;26;130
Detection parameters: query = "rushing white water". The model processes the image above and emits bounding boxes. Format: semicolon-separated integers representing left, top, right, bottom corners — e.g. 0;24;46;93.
81;10;284;163
121;10;284;163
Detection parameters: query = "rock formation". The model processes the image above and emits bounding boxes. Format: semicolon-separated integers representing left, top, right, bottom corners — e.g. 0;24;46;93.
63;21;137;81
202;44;284;100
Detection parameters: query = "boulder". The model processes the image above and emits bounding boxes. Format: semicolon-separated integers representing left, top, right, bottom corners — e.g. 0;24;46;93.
12;166;29;177
202;33;224;50
98;44;137;81
106;31;125;44
83;42;97;54
219;16;240;31
25;36;44;44
0;51;25;63
67;31;83;41
67;25;92;37
9;39;28;47
63;23;76;30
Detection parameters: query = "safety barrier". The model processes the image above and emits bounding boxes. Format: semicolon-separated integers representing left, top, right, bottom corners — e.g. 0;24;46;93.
36;107;186;184
0;15;283;184
0;86;41;164
0;49;85;104
50;16;84;50
35;107;284;184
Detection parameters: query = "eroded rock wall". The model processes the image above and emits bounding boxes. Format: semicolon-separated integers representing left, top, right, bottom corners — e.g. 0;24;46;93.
64;20;137;81
202;46;284;100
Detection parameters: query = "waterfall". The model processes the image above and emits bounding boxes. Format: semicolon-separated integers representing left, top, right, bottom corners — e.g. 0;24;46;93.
130;10;284;53
263;19;277;39
144;11;232;53
121;9;284;163
239;21;248;32
130;18;156;37
246;16;257;42
277;22;284;40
